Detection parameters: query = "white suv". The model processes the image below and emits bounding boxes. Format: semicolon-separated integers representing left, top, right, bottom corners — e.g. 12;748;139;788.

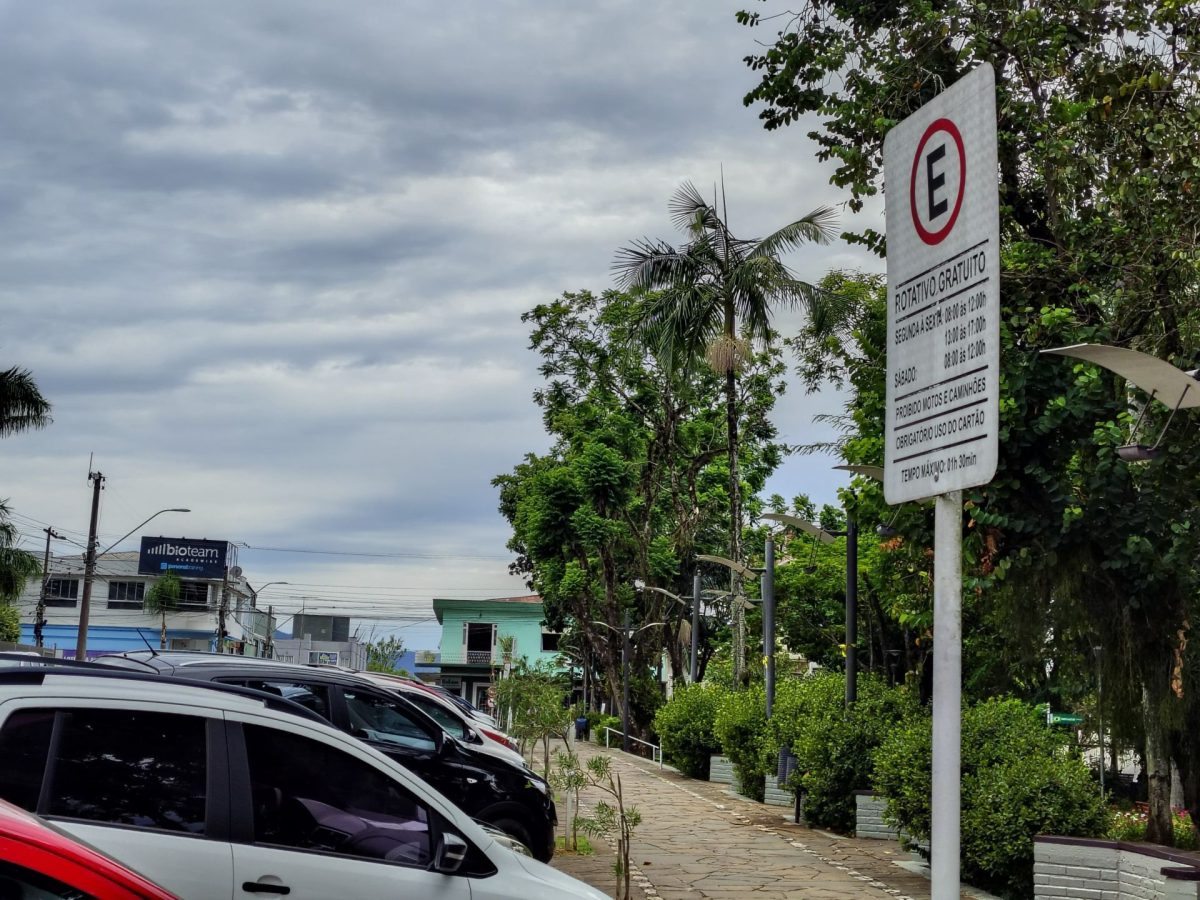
0;665;606;900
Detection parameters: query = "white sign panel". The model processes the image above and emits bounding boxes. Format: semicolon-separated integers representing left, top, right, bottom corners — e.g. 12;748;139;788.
883;65;1000;504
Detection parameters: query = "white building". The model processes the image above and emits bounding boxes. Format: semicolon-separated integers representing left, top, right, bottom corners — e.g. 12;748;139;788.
13;551;273;659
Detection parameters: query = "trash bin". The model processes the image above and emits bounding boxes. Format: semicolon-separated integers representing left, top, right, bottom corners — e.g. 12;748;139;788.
575;716;589;740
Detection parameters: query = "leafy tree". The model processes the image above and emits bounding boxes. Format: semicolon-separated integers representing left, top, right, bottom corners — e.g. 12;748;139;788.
0;605;19;644
614;183;836;580
495;289;787;735
364;635;406;674
738;3;1200;842
494;661;571;778
0;501;41;607
144;572;181;650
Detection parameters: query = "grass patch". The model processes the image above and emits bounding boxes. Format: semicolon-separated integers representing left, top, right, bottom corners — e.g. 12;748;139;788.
556;833;594;855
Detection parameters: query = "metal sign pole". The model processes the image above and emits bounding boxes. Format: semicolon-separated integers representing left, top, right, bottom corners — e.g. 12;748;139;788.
931;490;962;899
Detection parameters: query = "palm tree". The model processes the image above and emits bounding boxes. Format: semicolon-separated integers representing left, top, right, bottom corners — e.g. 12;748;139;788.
0;501;40;605
614;181;837;565
1;366;52;437
145;572;182;650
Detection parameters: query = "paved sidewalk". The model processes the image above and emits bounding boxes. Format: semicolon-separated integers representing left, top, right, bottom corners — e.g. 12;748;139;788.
549;739;993;899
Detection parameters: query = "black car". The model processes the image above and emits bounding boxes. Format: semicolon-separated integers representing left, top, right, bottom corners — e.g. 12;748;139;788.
95;651;556;861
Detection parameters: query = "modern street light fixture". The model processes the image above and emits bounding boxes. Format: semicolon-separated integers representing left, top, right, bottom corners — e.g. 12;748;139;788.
248;581;288;659
637;583;700;685
592;616;663;753
696;554;760;689
77;507;190;660
1042;344;1200;461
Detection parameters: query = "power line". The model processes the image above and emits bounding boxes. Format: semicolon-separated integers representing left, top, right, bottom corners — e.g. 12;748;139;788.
237;543;512;561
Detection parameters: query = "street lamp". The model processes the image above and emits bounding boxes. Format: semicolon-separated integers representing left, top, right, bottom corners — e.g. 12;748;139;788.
592;615;663;753
637;583;700;685
697;554;762;698
1042;343;1200;461
248;581;289;659
77;507;190;659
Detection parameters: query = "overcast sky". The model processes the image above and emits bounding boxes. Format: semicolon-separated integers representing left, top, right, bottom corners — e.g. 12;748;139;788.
0;1;882;649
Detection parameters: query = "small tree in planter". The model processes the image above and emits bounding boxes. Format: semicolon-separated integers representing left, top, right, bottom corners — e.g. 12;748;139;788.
551;747;589;851
577;754;642;900
144;572;182;650
495;661;571;777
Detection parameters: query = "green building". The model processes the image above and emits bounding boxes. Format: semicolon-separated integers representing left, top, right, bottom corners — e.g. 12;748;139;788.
432;594;562;710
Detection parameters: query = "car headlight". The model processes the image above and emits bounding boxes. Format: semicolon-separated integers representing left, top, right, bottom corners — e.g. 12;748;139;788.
525;776;548;795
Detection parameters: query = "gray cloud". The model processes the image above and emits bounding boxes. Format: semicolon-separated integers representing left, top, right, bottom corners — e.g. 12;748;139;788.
0;0;880;643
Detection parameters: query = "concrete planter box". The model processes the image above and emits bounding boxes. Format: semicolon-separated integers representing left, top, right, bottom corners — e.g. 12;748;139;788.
1034;836;1200;900
854;791;901;840
764;774;792;807
709;754;734;785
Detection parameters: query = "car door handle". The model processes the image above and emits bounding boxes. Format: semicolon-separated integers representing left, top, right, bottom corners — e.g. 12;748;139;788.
243;882;291;895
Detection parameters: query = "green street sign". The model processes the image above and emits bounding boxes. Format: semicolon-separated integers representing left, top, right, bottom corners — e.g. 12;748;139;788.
1049;712;1085;726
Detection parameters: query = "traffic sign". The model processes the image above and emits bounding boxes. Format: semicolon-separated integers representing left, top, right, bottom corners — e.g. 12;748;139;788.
1048;712;1085;726
883;65;1000;504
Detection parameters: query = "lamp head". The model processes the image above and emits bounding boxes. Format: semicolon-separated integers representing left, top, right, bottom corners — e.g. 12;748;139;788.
1116;444;1161;462
875;523;898;538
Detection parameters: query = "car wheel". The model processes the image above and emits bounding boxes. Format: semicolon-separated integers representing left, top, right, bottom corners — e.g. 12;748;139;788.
487;816;538;860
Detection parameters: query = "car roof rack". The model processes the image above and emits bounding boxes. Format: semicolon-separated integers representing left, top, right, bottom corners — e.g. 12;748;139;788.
0;654;327;725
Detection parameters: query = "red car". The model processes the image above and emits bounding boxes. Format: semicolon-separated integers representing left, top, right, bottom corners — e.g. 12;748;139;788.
0;797;177;899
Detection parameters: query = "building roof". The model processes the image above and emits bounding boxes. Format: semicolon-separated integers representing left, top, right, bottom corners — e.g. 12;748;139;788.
431;594;543;623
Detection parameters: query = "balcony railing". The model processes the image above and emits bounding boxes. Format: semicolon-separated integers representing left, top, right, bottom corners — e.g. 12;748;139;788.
438;648;507;666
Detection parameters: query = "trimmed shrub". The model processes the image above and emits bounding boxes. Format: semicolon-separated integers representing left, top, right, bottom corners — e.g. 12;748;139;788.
766;671;917;833
713;683;768;801
653;683;726;778
591;714;623;743
873;698;1106;899
0;605;19;644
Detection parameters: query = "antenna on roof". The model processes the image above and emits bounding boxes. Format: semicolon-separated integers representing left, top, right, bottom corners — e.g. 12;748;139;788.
135;629;159;656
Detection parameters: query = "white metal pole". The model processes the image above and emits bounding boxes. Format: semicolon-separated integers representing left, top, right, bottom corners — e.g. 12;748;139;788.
932;490;962;899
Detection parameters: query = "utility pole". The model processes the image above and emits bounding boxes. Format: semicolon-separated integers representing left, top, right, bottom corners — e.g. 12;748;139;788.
266;605;274;659
216;566;229;653
36;527;63;649
763;535;776;718
845;510;858;706
621;609;631;754
690;571;700;684
75;470;105;660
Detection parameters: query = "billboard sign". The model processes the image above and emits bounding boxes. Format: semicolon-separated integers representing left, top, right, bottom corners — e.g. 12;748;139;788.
883;64;1000;503
138;537;227;579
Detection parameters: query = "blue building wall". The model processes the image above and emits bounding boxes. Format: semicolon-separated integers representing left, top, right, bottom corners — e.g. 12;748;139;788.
19;624;216;659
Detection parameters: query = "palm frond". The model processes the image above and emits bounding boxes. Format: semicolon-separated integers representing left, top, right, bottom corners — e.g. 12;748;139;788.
669;182;721;235
612;239;684;290
751;206;839;260
0;367;52;437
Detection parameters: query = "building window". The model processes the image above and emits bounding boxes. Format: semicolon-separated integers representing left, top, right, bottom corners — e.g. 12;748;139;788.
462;622;496;665
178;581;209;609
106;581;145;610
44;579;79;608
541;631;561;652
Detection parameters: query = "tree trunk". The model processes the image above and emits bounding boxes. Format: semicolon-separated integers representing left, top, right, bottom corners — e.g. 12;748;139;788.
1143;682;1175;845
160;612;167;650
724;365;741;564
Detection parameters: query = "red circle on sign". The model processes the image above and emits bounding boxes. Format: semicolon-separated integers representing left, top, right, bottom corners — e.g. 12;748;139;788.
909;117;966;246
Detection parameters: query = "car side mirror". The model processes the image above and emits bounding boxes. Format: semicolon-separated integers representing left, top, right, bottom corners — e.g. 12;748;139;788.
433;832;469;874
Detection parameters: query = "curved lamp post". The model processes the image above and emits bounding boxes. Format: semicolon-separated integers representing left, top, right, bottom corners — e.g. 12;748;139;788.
1043;343;1200;460
248;581;289;659
593;616;663;752
77;507;190;659
697;553;763;705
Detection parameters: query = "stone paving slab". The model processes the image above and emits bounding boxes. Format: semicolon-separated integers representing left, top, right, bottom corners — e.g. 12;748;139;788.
548;739;996;899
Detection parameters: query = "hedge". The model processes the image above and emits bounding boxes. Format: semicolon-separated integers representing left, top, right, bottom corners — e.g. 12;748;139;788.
713;682;768;801
872;697;1105;899
653;683;726;779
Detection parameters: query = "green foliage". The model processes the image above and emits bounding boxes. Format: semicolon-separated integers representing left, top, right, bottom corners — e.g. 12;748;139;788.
873;699;1106;898
0;366;52;437
495;662;571;777
653;682;727;779
0;604;19;644
364;636;405;674
0;500;41;606
767;672;917;833
713;682;768;801
576;754;642;900
590;714;622;743
144;572;182;615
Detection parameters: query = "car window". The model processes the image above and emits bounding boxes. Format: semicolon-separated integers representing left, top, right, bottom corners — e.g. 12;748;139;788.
0;709;54;811
342;690;437;752
46;709;207;835
403;694;468;740
220;679;331;720
243;724;434;867
0;859;93;900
